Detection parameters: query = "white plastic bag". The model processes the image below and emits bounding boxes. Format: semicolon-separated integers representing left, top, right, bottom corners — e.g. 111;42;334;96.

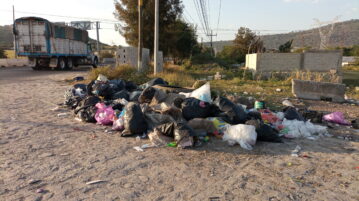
223;124;257;150
182;82;212;103
282;119;328;138
97;74;108;82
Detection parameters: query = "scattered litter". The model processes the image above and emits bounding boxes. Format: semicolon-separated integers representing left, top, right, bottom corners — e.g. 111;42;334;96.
36;188;45;193
73;76;84;81
323;112;351;125
86;180;106;185
74;117;83;122
50;106;60;111
96;74;108;82
133;146;144;152
282;119;328;138
223;124;257;150
282;100;294;107
291;145;302;157
28;179;41;185
57;113;69;117
276;88;282;92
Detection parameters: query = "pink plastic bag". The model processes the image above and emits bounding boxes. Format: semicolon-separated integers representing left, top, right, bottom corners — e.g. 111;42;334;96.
323;112;350;125
95;103;115;125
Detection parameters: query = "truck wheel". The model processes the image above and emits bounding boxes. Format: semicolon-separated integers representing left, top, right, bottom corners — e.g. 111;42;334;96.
92;57;98;68
30;58;42;70
57;57;66;70
66;58;74;70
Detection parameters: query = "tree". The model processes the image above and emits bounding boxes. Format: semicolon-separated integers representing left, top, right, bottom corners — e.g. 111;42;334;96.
114;0;183;56
217;27;264;64
169;20;198;63
0;48;7;58
279;39;293;53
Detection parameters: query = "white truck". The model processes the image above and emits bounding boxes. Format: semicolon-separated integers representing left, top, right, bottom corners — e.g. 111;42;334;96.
13;16;98;70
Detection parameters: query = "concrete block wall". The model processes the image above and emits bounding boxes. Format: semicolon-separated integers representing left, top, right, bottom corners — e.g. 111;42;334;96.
303;51;342;72
116;47;150;71
246;50;342;73
0;59;29;67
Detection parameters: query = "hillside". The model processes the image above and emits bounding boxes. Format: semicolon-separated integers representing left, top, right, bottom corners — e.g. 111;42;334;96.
209;19;359;52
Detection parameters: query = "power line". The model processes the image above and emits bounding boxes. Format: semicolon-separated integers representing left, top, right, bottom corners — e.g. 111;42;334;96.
193;0;208;35
216;0;222;36
0;9;119;23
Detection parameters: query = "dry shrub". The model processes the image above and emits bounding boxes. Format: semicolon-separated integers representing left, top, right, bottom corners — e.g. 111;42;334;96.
88;65;150;84
150;72;195;87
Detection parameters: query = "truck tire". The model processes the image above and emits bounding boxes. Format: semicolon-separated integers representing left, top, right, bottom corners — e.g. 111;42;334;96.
30;58;42;70
66;58;74;70
92;57;98;68
57;57;66;70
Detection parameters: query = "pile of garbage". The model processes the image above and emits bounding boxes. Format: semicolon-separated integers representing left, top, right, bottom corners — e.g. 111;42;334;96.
63;74;340;150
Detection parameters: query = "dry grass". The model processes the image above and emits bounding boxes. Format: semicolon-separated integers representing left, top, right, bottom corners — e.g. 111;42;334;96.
88;64;150;84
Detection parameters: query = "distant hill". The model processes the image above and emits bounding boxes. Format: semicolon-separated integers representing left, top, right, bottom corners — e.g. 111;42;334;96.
0;24;110;50
208;19;359;52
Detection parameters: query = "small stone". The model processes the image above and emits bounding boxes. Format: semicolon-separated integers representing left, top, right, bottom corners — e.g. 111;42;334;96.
36;188;45;193
138;176;149;182
124;183;133;188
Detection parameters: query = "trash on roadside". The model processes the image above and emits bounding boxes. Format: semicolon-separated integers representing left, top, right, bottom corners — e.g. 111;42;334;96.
323;112;351;125
61;73;341;153
86;180;106;185
57;113;69;117
223;124;257;150
291;145;302;157
95;103;114;125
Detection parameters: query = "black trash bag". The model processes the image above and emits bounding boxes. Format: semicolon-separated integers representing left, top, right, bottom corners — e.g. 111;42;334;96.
91;81;113;99
109;79;126;92
64;84;87;109
283;106;304;121
181;98;220;121
174;122;195;148
247;111;262;121
155;122;176;137
74;96;101;123
111;90;129;100
298;109;323;123
154;122;194;148
125;81;138;92
141;78;168;89
214;96;247;124
86;80;96;95
78;106;98;123
255;124;283;143
121;102;148;137
129;91;142;102
138;87;157;104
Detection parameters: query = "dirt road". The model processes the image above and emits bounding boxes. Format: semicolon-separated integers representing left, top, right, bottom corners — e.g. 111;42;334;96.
1;67;358;201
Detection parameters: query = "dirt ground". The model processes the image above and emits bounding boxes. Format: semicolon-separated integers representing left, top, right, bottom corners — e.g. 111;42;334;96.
1;67;359;201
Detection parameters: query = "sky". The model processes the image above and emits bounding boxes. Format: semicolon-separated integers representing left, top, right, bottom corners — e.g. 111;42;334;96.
0;0;358;46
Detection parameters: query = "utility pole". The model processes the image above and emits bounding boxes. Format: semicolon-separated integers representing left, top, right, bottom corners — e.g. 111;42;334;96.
13;4;17;58
207;30;217;56
138;0;143;72
95;21;100;53
154;0;159;74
